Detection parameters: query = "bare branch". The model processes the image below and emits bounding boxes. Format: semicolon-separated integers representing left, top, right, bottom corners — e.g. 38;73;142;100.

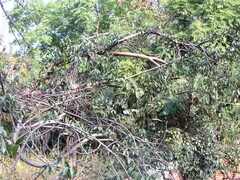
118;32;143;43
0;2;28;46
124;64;165;80
85;32;111;40
21;32;146;94
108;51;168;65
7;155;20;180
149;31;217;64
14;0;23;7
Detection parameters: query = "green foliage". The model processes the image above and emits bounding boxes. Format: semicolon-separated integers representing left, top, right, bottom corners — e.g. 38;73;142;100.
0;125;20;158
0;126;9;154
171;122;220;179
1;0;239;178
0;94;17;113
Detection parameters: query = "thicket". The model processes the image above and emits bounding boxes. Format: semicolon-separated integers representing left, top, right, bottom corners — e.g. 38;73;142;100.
0;0;239;179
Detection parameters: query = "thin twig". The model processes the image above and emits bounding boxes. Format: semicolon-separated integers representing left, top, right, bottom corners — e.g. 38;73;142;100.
0;2;28;46
0;73;5;95
7;155;20;180
33;167;46;180
0;159;11;170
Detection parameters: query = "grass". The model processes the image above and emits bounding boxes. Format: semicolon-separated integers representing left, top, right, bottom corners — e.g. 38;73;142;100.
0;154;62;180
0;153;110;180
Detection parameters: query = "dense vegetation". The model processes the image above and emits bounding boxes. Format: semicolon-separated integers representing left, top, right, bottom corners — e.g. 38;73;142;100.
0;0;239;179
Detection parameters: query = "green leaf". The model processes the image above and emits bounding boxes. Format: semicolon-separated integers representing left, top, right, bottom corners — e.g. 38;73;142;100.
70;167;76;177
57;157;62;163
16;133;27;144
0;127;4;134
62;167;69;177
46;166;51;174
1;138;7;154
11;144;19;157
64;160;70;168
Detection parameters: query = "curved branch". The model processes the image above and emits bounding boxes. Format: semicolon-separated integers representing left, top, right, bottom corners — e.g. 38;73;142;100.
98;32;144;53
18;129;114;168
149;31;217;64
19;153;53;168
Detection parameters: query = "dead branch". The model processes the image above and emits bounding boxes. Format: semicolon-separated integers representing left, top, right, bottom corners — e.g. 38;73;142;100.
118;32;143;43
22;32;142;94
108;51;168;65
23;31;211;95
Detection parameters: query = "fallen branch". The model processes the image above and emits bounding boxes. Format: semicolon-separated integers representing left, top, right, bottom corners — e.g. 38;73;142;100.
118;32;143;43
21;32;145;95
24;30;217;95
108;51;168;65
